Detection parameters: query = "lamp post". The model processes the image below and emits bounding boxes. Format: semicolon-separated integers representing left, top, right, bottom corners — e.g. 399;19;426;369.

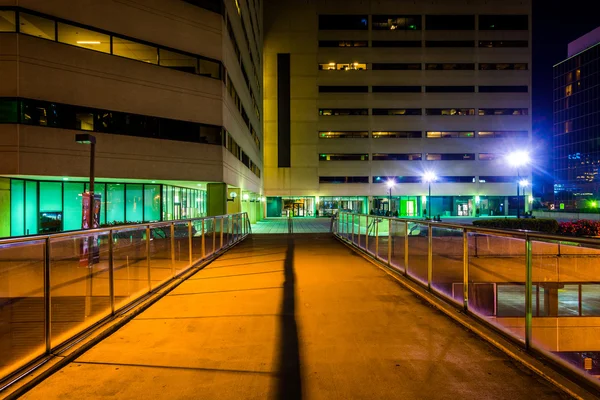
507;151;531;219
520;179;529;216
75;134;96;229
386;179;396;216
423;171;437;219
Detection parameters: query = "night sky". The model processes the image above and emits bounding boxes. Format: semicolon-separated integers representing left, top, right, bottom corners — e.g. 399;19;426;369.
532;0;598;196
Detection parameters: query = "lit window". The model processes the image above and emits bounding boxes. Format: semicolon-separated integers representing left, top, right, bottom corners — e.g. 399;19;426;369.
479;153;500;160
57;22;110;53
19;12;55;40
113;37;158;64
318;131;369;138
372;131;422;138
565;84;573;97
318;62;367;70
0;10;15;32
427;131;474;138
426;108;475;116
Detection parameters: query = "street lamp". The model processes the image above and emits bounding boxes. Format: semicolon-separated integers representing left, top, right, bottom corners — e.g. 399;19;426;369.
507;151;531;218
75;133;96;229
423;171;437;219
386;179;396;216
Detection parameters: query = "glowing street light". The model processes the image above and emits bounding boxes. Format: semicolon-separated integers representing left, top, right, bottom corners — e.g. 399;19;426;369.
386;179;396;216
507;151;531;218
423;172;437;219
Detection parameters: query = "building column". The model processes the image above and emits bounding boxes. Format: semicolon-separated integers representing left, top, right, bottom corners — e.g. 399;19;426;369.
206;182;227;216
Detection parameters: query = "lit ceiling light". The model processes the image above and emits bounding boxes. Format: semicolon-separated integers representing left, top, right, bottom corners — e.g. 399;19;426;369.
77;41;101;44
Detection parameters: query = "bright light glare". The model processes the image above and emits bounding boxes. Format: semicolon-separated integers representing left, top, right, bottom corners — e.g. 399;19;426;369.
507;151;531;167
386;179;396;188
519;179;529;187
76;41;101;44
423;171;437;183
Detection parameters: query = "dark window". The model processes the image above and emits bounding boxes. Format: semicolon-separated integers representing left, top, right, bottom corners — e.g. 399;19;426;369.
478;131;528;138
372;131;422;138
427;131;474;138
319;176;369;183
372;86;421;93
425;108;475;116
425;63;475;70
372;15;421;30
319;153;369;161
479;15;528;30
372;40;422;47
319;131;369;138
182;0;223;14
426;153;475;161
319;109;368;116
479;176;517;183
479;86;528;93
319;15;368;30
426;40;475;47
373;176;421;183
319;40;368;47
426;86;475;93
372;63;421;70
319;86;368;93
372;153;422;161
437;176;475;183
479;63;528;70
478;108;528;116
479;40;528;48
372;108;422;116
425;15;475;30
0;99;18;123
277;53;291;167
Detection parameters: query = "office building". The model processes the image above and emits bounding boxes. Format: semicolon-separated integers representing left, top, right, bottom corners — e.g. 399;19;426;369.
554;27;600;210
0;0;263;237
263;0;532;218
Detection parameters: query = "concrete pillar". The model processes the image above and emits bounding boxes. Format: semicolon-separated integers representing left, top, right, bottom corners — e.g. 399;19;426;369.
207;182;227;216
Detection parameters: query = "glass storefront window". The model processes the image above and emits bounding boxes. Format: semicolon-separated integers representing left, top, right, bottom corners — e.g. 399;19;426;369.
107;184;125;224
318;196;367;217
10;180;24;236
39;182;62;233
126;184;143;222
144;185;160;222
25;181;38;235
64;183;84;231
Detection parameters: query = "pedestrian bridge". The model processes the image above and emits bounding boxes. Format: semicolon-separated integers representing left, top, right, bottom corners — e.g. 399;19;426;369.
0;214;599;399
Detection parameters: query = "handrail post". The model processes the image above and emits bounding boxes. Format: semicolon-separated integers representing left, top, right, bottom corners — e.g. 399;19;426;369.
388;219;392;266
463;228;469;311
351;214;355;243
525;235;533;349
146;225;151;291
108;230;115;315
188;221;193;264
201;219;206;258
220;217;224;249
375;218;379;258
427;224;432;291
170;222;175;277
404;221;409;275
44;237;51;354
212;217;216;254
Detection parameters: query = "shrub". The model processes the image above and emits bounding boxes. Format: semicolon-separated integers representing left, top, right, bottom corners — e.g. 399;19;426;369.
472;218;559;233
558;220;600;237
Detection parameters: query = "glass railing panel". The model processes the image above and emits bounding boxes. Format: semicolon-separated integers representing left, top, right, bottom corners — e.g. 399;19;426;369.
407;222;429;285
431;226;464;305
376;218;390;262
205;218;215;257
468;232;526;342
530;238;600;380
112;226;150;311
215;217;224;252
148;224;174;289
49;231;111;347
190;220;203;263
351;215;360;247
390;220;406;273
0;239;46;379
173;222;191;274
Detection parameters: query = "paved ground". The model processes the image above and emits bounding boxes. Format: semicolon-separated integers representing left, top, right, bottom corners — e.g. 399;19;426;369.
21;234;567;399
251;218;332;233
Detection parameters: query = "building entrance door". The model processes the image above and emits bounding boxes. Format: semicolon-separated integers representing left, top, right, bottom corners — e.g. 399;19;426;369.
293;203;305;217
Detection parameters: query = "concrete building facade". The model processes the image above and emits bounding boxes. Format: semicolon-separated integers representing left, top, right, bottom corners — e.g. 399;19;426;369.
0;0;264;237
263;0;532;218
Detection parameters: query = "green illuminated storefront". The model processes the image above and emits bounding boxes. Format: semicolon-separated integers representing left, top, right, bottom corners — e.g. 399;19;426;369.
0;178;206;238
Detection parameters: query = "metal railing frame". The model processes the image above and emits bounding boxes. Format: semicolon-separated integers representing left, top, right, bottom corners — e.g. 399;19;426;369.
0;212;250;390
333;212;600;393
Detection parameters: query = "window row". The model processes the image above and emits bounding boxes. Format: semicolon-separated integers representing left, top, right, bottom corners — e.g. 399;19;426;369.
318;15;528;30
0;98;261;178
318;86;528;93
321;175;520;184
318;108;529;116
225;73;260;149
319;176;518;184
0;8;221;79
319;40;528;48
318;131;528;139
225;131;261;178
318;153;510;161
319;62;528;71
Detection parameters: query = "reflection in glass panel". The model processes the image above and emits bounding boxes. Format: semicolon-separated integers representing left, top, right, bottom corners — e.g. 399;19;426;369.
112;37;158;64
57;22;110;53
0;10;16;32
19;12;55;40
159;49;198;73
199;58;221;79
126;184;143;222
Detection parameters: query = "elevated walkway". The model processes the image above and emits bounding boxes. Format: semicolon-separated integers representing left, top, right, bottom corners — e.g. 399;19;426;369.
18;234;570;399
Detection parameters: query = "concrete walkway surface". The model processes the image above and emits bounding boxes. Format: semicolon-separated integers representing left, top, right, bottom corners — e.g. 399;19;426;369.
21;234;568;399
